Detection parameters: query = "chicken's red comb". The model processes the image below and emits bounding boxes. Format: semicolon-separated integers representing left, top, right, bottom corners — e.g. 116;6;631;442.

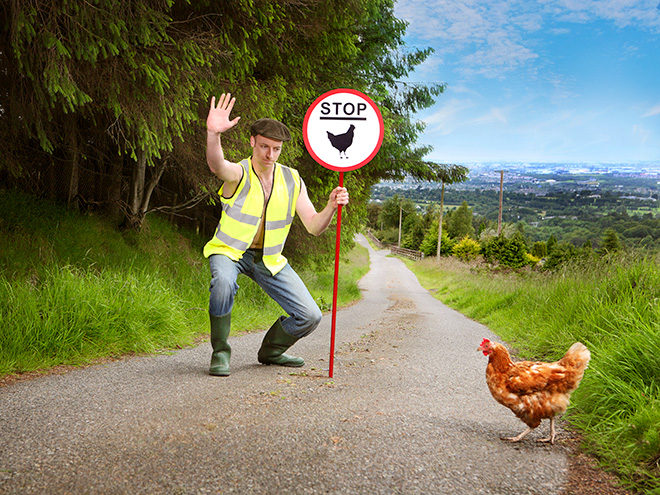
480;338;491;346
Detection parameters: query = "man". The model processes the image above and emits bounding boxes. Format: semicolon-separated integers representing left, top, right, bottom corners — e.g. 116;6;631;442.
203;93;349;376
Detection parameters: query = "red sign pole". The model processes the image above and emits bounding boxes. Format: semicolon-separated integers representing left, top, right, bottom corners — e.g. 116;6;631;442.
302;88;383;378
329;172;344;379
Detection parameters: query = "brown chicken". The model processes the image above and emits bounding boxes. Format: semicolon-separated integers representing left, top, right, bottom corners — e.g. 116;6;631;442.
478;338;591;444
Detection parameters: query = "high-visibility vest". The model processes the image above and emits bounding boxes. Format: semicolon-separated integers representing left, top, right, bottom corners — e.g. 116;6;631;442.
204;158;301;275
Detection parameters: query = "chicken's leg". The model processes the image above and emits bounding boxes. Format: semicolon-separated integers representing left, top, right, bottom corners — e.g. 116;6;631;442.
501;426;534;443
537;417;557;444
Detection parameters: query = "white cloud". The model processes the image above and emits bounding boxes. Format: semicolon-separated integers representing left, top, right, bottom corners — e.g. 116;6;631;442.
395;1;552;81
642;103;660;117
407;52;446;82
544;0;660;30
394;0;660;162
459;38;539;79
469;107;510;125
396;0;660;81
422;98;476;135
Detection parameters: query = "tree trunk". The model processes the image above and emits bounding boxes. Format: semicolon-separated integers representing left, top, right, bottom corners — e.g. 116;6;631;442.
123;149;147;230
122;152;168;231
138;158;168;219
66;117;79;210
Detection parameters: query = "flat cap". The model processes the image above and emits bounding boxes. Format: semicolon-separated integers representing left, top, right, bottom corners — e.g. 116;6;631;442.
250;118;291;142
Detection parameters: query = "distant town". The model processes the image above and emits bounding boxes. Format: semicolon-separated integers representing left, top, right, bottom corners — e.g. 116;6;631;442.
375;162;660;198
464;161;660;176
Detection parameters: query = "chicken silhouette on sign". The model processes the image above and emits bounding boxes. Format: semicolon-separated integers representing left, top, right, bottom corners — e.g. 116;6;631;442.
327;125;355;159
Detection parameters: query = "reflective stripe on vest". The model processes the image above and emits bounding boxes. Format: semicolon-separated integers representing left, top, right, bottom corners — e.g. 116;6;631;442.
263;165;297;256
203;158;301;275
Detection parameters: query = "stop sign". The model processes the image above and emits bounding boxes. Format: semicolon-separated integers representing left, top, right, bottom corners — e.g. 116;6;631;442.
303;89;384;172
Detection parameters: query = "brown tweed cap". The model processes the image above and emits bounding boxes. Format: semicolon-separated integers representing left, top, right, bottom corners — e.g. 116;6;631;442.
250;118;291;142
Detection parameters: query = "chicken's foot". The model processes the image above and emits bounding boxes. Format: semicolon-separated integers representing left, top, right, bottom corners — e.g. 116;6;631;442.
501;426;534;443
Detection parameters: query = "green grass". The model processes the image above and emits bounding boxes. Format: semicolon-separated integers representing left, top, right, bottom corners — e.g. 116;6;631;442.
0;189;368;376
404;254;660;493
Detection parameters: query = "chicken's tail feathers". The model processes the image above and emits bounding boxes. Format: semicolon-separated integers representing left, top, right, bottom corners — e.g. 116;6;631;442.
559;342;591;372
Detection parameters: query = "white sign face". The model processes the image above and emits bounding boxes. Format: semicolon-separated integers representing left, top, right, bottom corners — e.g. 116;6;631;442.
303;89;384;172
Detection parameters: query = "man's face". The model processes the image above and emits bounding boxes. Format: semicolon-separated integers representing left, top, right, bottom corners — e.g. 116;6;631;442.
250;135;283;169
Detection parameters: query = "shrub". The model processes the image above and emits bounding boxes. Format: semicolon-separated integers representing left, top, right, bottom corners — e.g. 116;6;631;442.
481;232;528;268
601;228;622;253
525;252;540;267
452;236;481;262
531;241;547;258
419;223;455;256
378;227;399;245
542;242;595;271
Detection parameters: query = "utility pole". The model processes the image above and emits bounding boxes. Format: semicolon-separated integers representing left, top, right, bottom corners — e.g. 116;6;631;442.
498;170;504;235
398;205;402;247
436;181;446;258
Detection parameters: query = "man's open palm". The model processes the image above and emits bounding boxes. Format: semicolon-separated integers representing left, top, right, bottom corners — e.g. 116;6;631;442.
207;94;241;133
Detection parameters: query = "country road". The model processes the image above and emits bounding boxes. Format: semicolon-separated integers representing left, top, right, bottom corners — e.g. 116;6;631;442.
0;234;572;494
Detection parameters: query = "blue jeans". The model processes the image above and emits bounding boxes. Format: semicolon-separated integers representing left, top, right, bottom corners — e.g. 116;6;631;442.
208;251;322;338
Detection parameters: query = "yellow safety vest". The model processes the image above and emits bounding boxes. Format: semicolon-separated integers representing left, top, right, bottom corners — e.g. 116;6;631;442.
203;158;301;275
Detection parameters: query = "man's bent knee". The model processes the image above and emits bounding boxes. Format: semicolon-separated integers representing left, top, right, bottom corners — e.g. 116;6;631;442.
290;306;322;338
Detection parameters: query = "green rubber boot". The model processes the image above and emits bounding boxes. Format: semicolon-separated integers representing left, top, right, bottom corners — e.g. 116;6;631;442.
257;317;304;367
209;313;231;376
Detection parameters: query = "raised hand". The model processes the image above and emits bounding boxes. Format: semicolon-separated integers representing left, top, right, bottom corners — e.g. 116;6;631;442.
207;93;241;134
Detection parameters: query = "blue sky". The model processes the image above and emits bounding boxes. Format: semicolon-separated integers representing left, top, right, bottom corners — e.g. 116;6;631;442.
394;0;660;165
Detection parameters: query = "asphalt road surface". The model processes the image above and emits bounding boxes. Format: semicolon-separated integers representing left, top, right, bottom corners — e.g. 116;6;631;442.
0;235;571;494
